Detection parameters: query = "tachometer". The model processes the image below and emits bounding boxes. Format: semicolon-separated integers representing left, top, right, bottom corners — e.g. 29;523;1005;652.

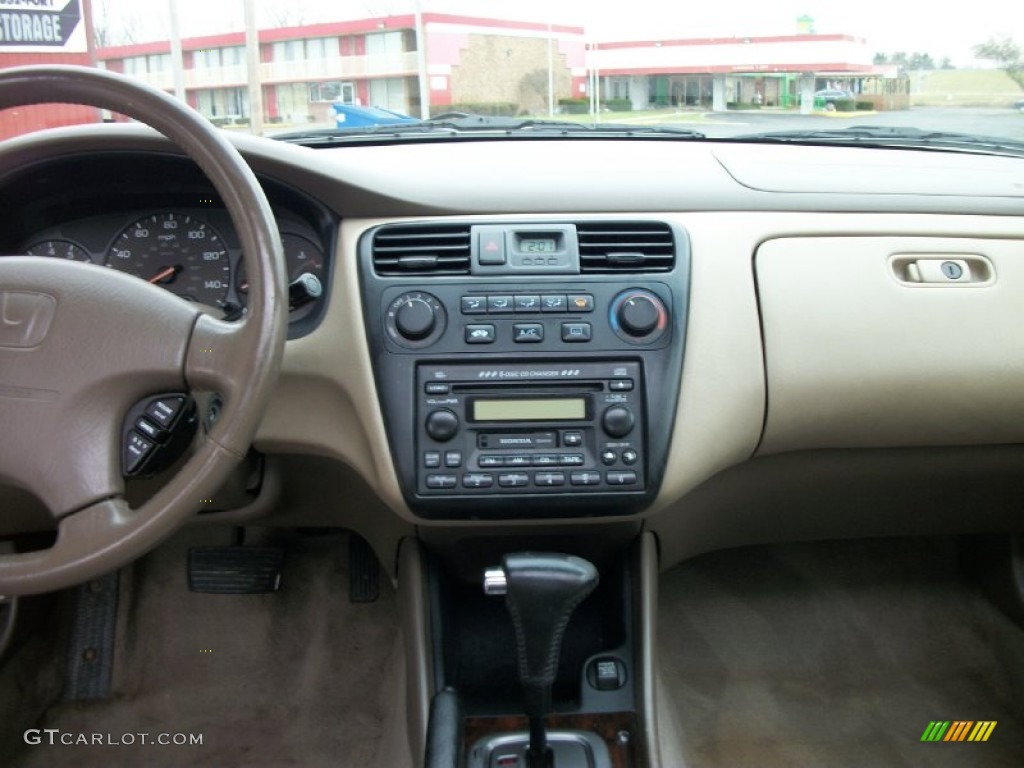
107;213;231;307
26;239;91;262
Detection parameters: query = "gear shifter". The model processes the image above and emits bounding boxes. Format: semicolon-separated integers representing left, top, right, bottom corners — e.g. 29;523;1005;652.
484;553;599;768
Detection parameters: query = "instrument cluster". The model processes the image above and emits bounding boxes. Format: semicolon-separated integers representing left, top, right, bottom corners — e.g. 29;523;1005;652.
18;207;328;324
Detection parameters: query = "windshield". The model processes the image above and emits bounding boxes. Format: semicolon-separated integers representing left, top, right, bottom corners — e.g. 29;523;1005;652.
1;0;1023;149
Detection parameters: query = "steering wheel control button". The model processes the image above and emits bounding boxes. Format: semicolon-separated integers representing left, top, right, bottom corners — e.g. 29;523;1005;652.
487;295;514;313
621;449;639;465
513;323;544;342
567;294;594;312
124;433;156;475
465;324;496;343
425;409;460;442
541;294;568;312
133;417;165;443
424;451;441;469
146;396;185;428
610;288;669;343
607;471;638;485
561;322;592;342
514;294;541;312
499;473;530;488
602;406;635;438
570;471;602;486
426;474;458;490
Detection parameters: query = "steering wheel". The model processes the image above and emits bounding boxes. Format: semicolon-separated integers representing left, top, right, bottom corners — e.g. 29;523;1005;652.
0;66;286;595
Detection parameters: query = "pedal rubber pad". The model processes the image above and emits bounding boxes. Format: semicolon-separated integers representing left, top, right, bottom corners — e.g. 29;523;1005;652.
348;535;380;603
188;547;284;594
64;571;119;701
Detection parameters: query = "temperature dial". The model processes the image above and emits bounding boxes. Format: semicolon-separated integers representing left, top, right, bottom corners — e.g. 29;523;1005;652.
610;289;669;343
386;291;446;347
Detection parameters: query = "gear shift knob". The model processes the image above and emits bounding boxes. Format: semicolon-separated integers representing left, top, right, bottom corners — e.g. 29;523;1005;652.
485;553;599;767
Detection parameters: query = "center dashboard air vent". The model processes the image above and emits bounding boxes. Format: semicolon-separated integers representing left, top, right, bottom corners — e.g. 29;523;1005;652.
372;224;471;275
577;221;675;273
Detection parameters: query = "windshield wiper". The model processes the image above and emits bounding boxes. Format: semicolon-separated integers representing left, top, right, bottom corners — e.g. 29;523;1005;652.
272;116;704;144
733;125;1024;157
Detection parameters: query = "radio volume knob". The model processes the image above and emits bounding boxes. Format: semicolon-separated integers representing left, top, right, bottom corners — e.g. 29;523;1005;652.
602;406;635;438
395;297;437;340
426;409;459;442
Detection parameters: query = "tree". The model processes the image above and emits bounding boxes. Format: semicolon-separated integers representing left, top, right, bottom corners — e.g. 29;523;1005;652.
873;52;888;65
909;52;935;70
940;56;954;70
973;37;1024;89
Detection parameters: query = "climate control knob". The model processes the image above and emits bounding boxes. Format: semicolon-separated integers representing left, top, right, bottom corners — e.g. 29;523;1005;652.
602;405;635;438
610;289;668;343
426;408;460;442
386;291;446;347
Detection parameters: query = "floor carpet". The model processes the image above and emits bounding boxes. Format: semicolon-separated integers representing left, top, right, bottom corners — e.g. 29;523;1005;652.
657;536;1024;768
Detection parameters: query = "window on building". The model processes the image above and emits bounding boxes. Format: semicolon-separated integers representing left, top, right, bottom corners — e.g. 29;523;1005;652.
195;87;249;119
309;81;355;103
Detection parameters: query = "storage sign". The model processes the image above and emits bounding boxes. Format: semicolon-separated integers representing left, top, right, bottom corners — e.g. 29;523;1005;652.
0;0;85;53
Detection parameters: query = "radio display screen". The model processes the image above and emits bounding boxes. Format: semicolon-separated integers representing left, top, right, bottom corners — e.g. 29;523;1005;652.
473;397;586;422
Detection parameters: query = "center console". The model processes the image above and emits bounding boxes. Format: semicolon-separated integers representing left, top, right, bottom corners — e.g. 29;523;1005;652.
359;220;689;519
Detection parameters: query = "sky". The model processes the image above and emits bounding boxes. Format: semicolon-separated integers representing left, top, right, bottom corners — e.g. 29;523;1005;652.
93;0;1024;67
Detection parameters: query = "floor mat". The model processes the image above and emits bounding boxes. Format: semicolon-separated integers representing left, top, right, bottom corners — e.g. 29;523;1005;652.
9;528;409;768
657;537;1024;768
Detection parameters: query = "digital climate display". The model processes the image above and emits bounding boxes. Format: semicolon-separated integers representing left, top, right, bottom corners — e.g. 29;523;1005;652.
472;398;586;422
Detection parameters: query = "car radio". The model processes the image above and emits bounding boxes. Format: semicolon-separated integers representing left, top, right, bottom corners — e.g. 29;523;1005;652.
415;361;646;498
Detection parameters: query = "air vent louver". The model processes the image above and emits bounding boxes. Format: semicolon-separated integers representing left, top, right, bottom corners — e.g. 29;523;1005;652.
577;222;675;273
372;225;471;275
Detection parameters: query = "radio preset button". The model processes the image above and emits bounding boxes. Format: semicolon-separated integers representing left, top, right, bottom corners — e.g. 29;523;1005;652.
461;296;488;314
426;474;458;489
498;472;530;487
425;409;459;442
622;449;639;465
607;471;638;486
601;450;618;465
570;471;602;486
562;431;584;447
514;295;541;312
444;451;463;468
541;294;567;312
463;473;495;488
479;455;505;468
424;451;441;469
561;322;592;342
534;471;567;487
487;295;514;313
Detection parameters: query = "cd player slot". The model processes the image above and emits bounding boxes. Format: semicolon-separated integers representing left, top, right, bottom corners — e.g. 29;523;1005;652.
452;382;604;393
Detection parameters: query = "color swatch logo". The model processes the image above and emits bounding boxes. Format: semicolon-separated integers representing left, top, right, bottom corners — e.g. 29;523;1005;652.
921;721;996;742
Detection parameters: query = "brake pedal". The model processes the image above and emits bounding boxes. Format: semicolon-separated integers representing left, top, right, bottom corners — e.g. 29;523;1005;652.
348;534;380;603
188;547;284;594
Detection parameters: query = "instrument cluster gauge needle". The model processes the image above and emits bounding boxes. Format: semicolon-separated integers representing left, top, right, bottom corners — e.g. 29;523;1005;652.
148;264;182;285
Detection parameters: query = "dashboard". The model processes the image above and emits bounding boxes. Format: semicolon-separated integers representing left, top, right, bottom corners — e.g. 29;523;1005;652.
2;125;1024;570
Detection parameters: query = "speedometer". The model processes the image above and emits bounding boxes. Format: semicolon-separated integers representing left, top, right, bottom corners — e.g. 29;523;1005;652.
107;213;231;308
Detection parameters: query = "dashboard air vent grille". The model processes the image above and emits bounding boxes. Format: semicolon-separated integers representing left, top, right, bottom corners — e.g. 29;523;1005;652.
577;222;675;273
372;225;471;275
